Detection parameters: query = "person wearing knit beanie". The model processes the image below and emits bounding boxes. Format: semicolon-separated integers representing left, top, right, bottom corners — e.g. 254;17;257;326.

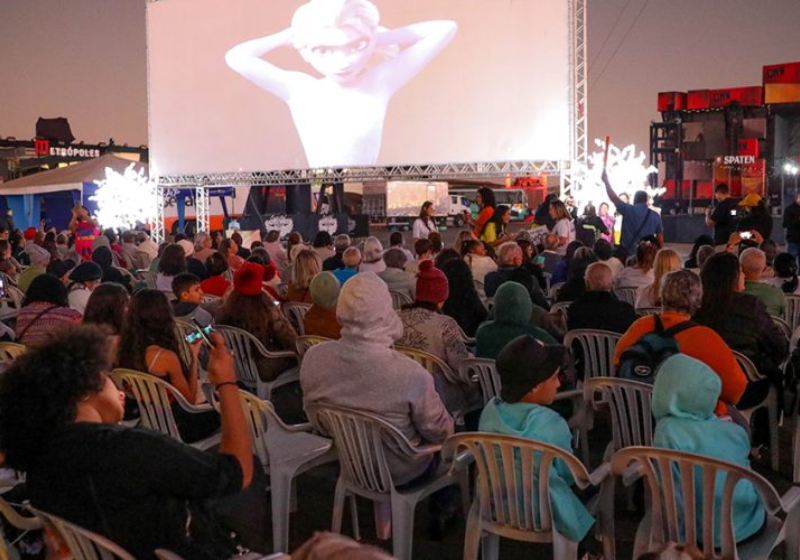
233;262;265;296
414;260;449;304
305;271;343;339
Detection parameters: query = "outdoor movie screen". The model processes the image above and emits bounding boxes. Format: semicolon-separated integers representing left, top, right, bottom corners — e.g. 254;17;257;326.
147;0;571;175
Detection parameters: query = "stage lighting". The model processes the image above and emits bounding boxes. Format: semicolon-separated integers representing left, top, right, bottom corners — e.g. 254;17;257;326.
90;164;158;231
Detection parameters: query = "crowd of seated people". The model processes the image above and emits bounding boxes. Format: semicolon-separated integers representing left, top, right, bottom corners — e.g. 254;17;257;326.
0;209;798;559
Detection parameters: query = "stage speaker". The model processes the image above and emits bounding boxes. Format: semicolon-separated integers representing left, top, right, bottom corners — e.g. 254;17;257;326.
350;214;370;237
286;185;312;214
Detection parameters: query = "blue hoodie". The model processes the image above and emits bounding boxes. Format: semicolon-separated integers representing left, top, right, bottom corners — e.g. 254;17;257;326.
652;354;765;545
478;398;594;542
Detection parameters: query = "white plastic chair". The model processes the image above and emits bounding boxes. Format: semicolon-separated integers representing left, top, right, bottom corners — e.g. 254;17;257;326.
306;404;470;560
0;494;43;560
772;315;792;343
549;282;565;302
459;358;500;405
394;345;463;386
156;551;286;560
614;286;638;307
550;301;571;323
283;302;311;336
173;319;198;374
31;508;135;560
636;307;660;317
0;342;26;364
784;294;800;333
209;389;336;553
109;368;220;450
732;351;779;471
389;290;413;310
136;269;157;289
563;329;620;381
295;334;333;364
444;432;613;560
453;322;476;346
611;446;800;560
584;377;654;460
542;271;552;292
214;325;298;401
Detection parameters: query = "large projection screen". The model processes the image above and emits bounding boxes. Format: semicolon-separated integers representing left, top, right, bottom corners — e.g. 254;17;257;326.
147;0;571;176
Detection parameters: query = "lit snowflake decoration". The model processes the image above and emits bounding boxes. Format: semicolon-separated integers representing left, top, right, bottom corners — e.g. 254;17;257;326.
90;164;158;230
571;139;664;213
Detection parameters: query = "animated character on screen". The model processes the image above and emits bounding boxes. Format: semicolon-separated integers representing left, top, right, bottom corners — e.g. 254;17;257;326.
225;0;457;168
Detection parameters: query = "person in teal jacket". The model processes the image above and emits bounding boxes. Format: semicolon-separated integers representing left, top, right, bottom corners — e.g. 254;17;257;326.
478;334;594;543
476;281;557;359
653;354;765;546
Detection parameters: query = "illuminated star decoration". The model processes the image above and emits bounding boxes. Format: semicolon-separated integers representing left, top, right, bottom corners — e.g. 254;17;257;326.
571;139;665;213
89;164;158;231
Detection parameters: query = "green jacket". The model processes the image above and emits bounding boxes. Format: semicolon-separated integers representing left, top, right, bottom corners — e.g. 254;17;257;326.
744;280;785;317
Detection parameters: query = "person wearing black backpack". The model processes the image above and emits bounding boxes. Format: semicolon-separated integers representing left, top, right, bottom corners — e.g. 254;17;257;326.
613;270;748;417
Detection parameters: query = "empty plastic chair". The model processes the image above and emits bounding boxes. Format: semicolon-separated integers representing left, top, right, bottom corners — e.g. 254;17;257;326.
459;358;500;405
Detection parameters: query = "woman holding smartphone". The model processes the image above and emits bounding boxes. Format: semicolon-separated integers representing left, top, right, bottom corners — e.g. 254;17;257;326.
118;289;220;443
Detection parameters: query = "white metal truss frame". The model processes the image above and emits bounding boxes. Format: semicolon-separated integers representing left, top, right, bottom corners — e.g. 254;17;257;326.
194;186;210;233
152;186;166;243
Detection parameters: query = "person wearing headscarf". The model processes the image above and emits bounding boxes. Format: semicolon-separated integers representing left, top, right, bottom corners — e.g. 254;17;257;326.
67;261;103;314
304;272;342;339
652;354;765;546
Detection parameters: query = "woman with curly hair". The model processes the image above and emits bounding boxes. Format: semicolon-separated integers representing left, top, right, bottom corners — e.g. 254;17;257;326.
216;262;298;382
285;248;321;303
0;325;254;558
117;289;218;443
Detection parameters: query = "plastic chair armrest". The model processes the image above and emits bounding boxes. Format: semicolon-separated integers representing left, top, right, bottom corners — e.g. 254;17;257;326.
552;389;583;403
621;461;644;487
283;421;315;433
588;462;612;487
780;486;800;513
411;443;443;457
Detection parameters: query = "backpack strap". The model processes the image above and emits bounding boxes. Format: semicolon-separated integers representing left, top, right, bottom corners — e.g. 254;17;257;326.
662;319;697;338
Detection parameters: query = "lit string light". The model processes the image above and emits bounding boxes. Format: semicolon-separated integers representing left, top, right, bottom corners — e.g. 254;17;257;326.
89;164;158;230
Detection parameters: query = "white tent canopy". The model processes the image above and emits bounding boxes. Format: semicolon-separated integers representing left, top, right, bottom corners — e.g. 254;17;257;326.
0;154;148;195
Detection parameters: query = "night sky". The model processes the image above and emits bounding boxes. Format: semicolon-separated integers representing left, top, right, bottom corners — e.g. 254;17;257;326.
1;0;799;160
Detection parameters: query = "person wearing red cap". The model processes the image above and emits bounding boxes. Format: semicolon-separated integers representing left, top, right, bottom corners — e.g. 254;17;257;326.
396;260;476;413
216;262;297;381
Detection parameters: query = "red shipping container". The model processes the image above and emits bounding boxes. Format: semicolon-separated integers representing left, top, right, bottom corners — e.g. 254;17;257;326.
658;92;687;112
709;87;763;108
763;62;800;84
738;138;759;157
687;90;710;110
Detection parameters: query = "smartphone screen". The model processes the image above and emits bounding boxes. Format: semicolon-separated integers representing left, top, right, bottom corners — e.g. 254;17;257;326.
730;210;737;216
187;322;214;346
0;276;5;299
535;255;546;265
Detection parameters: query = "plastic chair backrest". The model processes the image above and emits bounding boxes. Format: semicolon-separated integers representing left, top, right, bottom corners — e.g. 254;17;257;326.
32;508;135;560
784;294;800;332
395;345;460;385
306;404;418;494
563;329;620;380
584;377;654;451
172;320;196;370
542;271;552;292
550;302;571;321
0;342;26;364
459;358;500;405
610;446;784;559
446;433;592;533
389;290;413;310
136;270;157;289
732;350;765;383
5;286;24;309
283;302;311;336
614;287;638;306
549;282;565;301
636;307;660;318
296;335;332;360
109;369;182;441
214;325;273;387
771;315;792;343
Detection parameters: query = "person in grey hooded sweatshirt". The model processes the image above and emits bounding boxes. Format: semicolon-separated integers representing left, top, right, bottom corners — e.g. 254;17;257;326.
301;271;453;486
